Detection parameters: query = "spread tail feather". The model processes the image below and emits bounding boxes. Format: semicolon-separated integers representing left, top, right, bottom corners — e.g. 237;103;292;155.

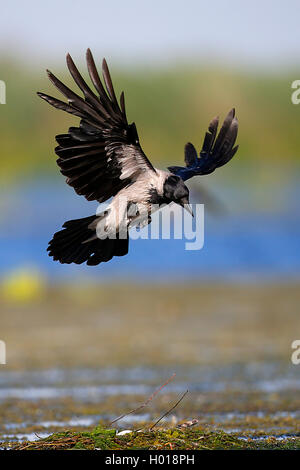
47;215;129;265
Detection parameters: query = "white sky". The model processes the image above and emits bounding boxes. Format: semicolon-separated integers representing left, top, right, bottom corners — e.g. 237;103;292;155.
0;0;299;69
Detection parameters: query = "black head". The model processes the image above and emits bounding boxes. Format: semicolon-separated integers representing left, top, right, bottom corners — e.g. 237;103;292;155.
163;175;191;210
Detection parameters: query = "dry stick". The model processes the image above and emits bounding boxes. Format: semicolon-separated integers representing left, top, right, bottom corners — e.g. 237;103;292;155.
110;373;176;425
149;389;189;431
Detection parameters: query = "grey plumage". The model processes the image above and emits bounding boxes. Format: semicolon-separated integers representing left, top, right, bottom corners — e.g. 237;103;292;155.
38;50;239;266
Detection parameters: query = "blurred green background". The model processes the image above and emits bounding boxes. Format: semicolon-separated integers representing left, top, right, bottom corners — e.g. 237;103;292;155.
1;60;299;184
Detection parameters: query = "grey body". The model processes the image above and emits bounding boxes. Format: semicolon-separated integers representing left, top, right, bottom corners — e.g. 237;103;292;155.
92;168;170;239
38;50;238;265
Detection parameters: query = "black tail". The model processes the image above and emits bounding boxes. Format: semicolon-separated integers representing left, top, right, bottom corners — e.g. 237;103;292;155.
47;215;129;266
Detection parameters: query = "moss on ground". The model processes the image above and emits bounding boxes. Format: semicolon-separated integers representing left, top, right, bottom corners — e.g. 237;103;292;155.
3;426;300;451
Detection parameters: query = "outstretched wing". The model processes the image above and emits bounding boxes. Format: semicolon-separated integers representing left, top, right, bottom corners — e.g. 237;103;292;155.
37;49;156;202
168;108;238;181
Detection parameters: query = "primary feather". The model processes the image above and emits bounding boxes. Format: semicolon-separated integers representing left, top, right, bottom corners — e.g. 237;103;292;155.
168;109;239;181
38;50;238;266
37;49;156;203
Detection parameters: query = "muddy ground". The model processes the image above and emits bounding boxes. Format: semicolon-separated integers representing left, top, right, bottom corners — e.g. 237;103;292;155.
0;283;299;449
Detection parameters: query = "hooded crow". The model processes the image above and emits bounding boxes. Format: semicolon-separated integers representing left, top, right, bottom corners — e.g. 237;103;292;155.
37;50;238;266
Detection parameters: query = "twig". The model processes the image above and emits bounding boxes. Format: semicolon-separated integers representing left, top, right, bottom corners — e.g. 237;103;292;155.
149;389;189;431
110;373;176;425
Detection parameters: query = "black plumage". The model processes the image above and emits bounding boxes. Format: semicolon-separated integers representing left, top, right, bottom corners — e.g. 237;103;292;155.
168;109;238;181
48;215;129;265
38;50;239;266
38;49;155;203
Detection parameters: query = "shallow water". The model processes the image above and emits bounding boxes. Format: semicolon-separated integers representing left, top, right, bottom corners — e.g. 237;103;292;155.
0;362;299;446
0;362;299;400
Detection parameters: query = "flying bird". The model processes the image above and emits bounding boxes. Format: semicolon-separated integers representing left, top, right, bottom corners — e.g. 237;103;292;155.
37;49;238;266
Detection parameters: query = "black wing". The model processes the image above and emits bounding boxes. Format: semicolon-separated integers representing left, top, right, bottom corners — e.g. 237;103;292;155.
37;49;156;202
168;108;238;181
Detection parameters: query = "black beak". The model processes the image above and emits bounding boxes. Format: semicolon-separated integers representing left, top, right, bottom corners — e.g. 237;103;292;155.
179;197;194;217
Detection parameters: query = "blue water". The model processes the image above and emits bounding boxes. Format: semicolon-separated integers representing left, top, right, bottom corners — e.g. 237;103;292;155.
0;179;299;281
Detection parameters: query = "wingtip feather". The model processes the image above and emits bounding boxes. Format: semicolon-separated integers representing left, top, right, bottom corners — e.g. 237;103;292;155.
66;52;73;67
